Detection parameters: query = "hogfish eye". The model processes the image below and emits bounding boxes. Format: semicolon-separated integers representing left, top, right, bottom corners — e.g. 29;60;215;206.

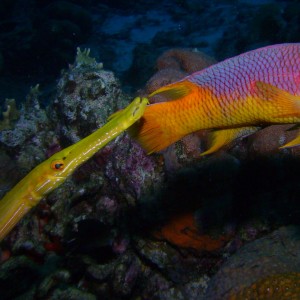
51;159;65;170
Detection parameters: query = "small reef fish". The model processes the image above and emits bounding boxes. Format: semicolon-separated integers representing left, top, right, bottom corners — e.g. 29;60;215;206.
153;212;228;251
130;43;300;155
0;97;149;241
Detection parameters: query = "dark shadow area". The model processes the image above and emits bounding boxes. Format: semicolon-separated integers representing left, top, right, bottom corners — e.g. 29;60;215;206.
0;0;93;103
130;154;300;238
64;219;117;264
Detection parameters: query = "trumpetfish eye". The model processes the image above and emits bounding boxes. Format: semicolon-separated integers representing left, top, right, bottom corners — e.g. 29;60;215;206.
51;160;65;170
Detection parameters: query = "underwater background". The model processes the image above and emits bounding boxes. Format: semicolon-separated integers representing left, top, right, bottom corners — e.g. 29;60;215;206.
1;0;300;299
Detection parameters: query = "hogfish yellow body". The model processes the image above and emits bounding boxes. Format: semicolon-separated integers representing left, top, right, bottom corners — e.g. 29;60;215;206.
0;97;148;241
130;44;300;155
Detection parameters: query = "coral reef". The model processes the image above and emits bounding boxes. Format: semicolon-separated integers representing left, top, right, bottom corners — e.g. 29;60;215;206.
0;98;19;130
229;272;300;300
0;85;55;175
144;48;216;97
247;124;300;156
0;255;40;299
104;135;161;199
54;47;127;143
0;51;169;299
156;48;216;74
144;68;187;99
205;226;300;299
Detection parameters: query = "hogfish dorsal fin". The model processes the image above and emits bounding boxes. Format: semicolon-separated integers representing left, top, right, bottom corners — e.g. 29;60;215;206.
255;81;300;117
149;80;195;100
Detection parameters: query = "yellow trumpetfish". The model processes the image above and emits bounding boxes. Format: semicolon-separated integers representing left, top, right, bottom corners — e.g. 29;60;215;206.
0;97;148;241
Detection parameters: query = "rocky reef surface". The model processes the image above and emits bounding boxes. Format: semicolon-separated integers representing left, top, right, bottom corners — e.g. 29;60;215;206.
206;226;300;299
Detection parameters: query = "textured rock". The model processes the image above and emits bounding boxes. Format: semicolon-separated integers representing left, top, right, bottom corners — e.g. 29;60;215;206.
205;226;300;299
229;272;300;300
54;48;127;143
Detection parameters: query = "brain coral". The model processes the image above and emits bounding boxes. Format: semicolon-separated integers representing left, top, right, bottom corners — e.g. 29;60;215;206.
144;48;216;97
229;272;300;300
156;48;216;74
205;226;300;299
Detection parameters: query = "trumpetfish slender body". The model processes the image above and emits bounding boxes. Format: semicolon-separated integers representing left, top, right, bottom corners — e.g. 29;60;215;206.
130;43;300;155
0;97;148;241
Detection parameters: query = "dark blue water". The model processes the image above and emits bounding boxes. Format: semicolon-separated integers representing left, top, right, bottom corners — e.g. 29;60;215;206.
0;0;297;103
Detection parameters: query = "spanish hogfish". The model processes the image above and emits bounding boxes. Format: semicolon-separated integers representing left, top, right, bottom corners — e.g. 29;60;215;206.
130;43;300;155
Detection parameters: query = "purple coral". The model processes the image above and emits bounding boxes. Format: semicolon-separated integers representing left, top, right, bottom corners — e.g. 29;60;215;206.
104;135;163;199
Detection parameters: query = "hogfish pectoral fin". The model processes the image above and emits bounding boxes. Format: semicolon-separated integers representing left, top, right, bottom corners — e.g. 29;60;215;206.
255;81;300;118
200;127;260;156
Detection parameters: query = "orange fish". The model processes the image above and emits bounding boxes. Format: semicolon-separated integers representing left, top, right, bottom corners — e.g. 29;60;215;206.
153;212;227;251
130;44;300;155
